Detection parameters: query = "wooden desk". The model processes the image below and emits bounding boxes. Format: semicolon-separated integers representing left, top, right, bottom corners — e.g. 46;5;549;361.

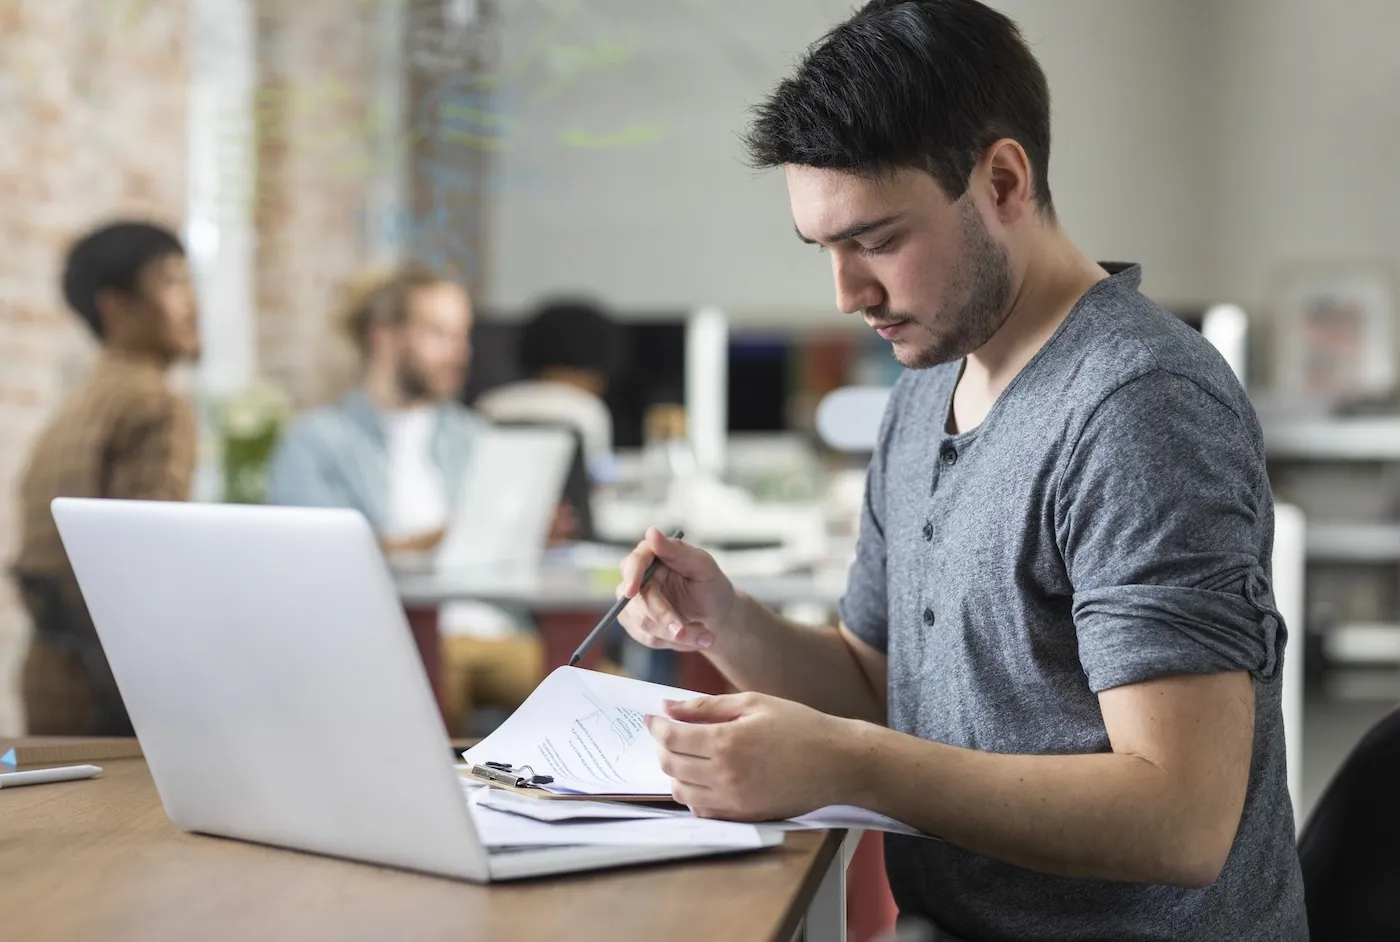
0;755;849;942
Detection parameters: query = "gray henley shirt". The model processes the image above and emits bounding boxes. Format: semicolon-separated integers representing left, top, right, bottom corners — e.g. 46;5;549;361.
839;263;1307;941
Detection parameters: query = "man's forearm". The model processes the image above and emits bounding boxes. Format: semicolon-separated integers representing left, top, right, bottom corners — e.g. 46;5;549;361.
704;593;884;723
839;723;1232;887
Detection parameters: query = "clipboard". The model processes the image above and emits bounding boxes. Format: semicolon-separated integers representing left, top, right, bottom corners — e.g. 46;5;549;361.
464;762;680;803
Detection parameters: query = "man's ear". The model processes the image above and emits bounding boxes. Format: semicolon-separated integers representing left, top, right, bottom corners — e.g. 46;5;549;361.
982;138;1034;225
92;286;130;338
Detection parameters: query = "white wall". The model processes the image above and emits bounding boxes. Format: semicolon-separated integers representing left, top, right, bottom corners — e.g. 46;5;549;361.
999;0;1214;306
1209;0;1400;309
485;0;1216;321
486;0;851;321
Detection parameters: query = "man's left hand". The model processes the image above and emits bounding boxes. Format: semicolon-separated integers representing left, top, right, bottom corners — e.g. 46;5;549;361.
644;692;854;821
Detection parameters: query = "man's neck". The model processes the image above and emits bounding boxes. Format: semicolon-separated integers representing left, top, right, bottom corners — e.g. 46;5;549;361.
103;343;173;372
950;228;1107;433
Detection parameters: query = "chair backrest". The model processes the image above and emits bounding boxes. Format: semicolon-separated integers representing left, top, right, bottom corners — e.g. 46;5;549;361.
1297;707;1400;939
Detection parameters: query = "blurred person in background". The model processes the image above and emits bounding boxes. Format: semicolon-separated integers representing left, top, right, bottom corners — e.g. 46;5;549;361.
12;221;199;735
265;263;541;735
475;296;627;485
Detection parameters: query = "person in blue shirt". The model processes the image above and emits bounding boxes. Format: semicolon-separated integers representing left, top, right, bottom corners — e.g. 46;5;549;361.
267;263;540;735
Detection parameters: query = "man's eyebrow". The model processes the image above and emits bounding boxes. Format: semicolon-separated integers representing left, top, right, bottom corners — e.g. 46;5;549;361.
794;212;905;246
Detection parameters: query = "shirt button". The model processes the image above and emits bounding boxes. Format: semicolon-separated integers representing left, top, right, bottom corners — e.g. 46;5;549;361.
922;521;934;542
923;607;935;626
941;445;958;466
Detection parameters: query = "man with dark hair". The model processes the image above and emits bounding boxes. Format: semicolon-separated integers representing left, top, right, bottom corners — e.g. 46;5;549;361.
475;297;625;484
14;220;200;735
617;2;1306;939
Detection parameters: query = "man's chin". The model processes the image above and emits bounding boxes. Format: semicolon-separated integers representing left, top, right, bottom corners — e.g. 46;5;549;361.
891;340;956;371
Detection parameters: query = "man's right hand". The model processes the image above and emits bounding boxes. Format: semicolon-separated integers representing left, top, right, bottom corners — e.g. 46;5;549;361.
616;527;737;652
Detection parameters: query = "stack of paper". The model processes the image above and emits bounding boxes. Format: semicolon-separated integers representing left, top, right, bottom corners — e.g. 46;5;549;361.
466;787;772;848
459;667;928;844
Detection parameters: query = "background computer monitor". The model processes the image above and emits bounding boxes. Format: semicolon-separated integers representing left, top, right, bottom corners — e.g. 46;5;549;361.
465;315;795;448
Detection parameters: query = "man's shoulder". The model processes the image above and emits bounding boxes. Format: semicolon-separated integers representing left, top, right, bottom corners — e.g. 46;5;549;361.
277;396;375;455
91;362;189;423
1055;268;1253;426
476;381;608;426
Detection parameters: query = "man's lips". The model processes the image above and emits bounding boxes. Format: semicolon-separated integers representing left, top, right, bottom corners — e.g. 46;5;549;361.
869;319;911;340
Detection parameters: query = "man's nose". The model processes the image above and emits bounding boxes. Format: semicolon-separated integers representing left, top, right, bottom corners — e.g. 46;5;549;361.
832;253;884;315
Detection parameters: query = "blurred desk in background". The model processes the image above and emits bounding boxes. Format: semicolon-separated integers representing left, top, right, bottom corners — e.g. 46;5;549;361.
394;562;849;612
394;558;850;695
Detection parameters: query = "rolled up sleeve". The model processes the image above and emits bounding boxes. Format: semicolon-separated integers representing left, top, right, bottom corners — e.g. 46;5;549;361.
1057;369;1284;693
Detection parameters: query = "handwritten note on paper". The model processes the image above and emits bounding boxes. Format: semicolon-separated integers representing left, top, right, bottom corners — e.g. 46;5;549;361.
462;667;697;795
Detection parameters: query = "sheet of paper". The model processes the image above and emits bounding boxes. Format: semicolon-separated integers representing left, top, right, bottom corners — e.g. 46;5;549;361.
473;785;688;822
462;666;703;796
467;789;767;848
466;773;928;839
460;667;934;839
779;805;928;838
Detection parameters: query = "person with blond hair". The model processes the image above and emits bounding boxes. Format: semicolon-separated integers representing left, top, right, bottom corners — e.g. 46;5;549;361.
267;263;541;734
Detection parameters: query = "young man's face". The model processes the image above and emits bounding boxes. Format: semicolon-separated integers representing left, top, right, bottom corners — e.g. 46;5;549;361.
787;165;1014;370
392;281;472;402
112;253;200;362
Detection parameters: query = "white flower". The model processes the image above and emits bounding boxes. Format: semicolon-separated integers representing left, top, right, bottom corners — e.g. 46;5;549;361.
220;379;291;439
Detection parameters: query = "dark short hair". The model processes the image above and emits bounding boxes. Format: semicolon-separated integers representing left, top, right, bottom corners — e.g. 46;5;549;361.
743;0;1055;217
61;221;186;339
518;298;627;381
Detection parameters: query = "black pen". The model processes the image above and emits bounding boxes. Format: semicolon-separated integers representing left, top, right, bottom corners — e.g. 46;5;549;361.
568;528;685;667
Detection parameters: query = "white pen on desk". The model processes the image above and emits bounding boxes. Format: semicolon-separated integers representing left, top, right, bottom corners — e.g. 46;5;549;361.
0;764;102;789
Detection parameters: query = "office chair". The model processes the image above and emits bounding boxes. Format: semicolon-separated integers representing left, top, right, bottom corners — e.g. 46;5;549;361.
1297;706;1400;940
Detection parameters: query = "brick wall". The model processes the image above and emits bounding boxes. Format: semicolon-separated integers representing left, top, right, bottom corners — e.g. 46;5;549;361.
253;1;377;408
0;2;490;732
0;0;189;733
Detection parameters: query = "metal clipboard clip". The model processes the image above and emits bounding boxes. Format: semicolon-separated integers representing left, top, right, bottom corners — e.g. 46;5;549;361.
470;761;555;789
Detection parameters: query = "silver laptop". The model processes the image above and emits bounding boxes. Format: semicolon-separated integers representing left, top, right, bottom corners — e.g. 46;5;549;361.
50;497;779;882
434;425;575;578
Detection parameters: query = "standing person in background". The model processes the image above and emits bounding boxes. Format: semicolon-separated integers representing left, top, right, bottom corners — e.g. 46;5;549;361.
12;221;200;735
265;263;542;735
475;297;627;486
